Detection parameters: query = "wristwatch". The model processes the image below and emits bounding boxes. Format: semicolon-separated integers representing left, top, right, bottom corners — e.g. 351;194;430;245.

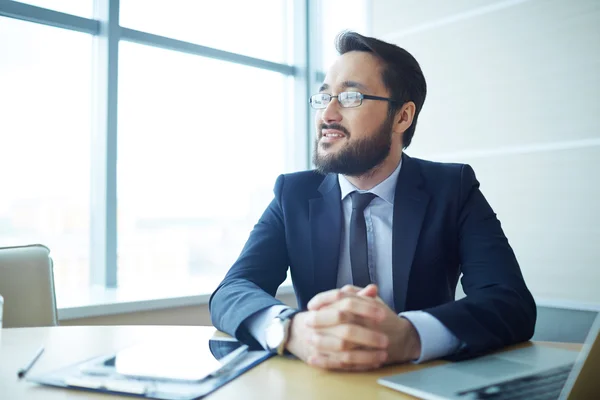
265;308;299;355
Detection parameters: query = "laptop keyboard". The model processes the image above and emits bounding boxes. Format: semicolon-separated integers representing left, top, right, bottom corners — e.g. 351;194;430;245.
457;363;574;400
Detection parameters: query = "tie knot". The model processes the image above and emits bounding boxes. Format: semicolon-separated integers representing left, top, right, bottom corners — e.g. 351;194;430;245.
351;192;376;212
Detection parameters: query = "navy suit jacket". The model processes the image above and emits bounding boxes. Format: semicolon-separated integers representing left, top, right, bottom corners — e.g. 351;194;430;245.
209;154;536;359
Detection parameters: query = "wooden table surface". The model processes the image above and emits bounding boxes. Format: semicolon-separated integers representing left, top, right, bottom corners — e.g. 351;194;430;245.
0;326;582;400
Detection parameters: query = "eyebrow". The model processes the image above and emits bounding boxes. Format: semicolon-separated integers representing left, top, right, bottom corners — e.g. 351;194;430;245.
318;80;369;93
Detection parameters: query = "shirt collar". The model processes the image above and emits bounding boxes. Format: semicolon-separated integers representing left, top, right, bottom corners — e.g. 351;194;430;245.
338;158;402;205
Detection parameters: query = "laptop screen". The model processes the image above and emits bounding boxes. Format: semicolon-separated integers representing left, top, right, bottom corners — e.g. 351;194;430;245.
559;313;600;399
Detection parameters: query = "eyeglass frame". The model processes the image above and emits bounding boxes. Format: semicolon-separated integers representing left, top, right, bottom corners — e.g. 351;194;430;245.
309;91;397;109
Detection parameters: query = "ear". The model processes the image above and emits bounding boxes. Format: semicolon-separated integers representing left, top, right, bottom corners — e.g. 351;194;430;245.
393;101;416;135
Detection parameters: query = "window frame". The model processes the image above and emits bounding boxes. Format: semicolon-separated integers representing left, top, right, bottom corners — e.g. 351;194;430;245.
0;0;321;288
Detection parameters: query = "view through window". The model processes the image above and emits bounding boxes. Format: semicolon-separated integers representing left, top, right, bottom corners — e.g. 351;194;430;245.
0;16;93;291
117;41;289;288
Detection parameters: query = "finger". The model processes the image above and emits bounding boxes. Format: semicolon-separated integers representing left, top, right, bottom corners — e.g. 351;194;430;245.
328;324;389;349
323;296;386;323
308;350;387;370
341;284;378;296
357;286;385;304
308;331;381;352
308;332;352;351
357;284;379;297
310;312;380;332
308;287;384;312
340;285;362;294
305;309;355;328
307;289;345;311
341;284;383;303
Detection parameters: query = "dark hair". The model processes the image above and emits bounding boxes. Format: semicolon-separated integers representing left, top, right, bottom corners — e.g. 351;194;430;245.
335;31;427;149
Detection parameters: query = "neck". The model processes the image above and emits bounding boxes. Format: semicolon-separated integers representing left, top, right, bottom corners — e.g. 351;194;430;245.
344;150;402;191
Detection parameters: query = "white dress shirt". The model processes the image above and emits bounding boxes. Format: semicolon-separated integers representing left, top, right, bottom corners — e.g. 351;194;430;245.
245;159;462;362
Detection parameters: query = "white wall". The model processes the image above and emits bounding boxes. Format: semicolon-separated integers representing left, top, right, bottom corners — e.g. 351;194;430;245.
370;0;600;304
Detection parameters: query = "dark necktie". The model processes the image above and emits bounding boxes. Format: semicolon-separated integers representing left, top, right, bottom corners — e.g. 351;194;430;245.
350;192;376;288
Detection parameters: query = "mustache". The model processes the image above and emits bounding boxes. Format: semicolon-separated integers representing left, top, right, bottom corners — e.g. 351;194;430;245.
320;123;350;137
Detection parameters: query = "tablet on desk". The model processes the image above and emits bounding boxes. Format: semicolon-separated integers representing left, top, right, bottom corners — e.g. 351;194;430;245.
28;337;272;400
79;339;246;382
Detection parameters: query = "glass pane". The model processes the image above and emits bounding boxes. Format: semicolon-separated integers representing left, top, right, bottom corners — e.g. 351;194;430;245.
0;17;92;290
15;0;94;18
118;41;290;289
318;0;370;70
120;0;289;63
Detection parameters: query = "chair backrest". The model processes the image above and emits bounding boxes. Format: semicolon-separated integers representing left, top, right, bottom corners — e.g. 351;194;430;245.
0;244;58;328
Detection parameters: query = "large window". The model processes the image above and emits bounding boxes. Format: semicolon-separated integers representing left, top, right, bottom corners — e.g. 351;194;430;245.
0;0;366;298
117;42;289;288
0;16;93;291
120;0;289;63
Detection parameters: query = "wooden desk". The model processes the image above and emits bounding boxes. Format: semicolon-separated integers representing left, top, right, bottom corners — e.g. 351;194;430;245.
0;326;581;400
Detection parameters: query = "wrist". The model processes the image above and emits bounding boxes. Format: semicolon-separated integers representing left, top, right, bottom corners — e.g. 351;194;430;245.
285;311;306;356
403;317;422;360
389;317;422;364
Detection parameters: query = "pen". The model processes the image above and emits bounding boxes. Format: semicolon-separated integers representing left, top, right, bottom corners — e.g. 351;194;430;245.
17;346;45;379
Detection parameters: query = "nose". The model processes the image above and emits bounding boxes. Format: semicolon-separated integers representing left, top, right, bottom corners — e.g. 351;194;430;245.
320;97;343;124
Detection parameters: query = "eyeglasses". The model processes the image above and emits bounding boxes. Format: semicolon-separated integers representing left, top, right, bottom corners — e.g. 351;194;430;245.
309;91;396;109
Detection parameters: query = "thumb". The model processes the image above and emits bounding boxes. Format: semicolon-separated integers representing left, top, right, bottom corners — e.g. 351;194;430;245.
357;284;378;297
340;285;362;294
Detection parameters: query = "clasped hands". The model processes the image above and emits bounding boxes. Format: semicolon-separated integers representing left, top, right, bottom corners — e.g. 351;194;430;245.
285;284;421;371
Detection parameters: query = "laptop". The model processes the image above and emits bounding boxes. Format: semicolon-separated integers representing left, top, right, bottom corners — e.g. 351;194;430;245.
378;313;600;399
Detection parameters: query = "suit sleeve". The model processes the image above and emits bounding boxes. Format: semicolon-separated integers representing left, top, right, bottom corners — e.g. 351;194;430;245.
425;164;537;359
209;174;291;346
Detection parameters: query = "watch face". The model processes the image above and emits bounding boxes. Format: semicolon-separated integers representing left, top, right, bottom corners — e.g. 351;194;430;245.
265;319;285;350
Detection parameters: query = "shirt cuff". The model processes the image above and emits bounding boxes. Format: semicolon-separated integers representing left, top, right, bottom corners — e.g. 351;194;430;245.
243;305;290;349
400;310;462;363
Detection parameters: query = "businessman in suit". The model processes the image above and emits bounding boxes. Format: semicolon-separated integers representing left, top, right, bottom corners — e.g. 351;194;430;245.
209;31;536;371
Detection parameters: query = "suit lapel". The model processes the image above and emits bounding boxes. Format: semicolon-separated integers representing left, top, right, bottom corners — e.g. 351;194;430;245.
309;174;343;295
393;154;430;312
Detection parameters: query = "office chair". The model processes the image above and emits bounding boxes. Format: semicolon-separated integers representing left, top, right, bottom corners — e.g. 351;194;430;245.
0;244;58;328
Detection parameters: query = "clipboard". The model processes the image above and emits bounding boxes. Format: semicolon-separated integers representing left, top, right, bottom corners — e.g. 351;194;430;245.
27;338;273;400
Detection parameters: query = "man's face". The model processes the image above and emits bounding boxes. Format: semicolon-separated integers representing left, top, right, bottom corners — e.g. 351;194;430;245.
313;51;397;176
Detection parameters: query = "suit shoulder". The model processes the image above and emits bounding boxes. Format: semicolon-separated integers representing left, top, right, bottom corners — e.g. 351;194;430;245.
411;156;465;177
274;170;327;196
409;156;476;191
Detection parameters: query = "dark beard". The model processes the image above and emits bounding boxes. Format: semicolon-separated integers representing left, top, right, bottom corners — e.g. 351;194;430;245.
313;114;394;177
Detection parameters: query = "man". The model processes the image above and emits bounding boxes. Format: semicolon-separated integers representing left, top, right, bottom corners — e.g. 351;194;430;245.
209;31;536;371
